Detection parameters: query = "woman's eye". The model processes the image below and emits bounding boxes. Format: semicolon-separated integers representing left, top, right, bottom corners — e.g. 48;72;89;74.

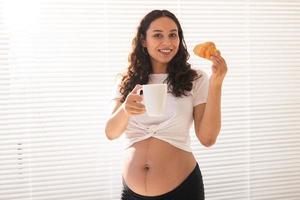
153;34;162;38
170;33;178;38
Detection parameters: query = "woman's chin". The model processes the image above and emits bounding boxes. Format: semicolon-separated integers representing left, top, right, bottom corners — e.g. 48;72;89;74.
158;57;174;64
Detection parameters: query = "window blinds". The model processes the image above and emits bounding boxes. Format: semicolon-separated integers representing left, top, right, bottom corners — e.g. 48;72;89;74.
0;0;299;200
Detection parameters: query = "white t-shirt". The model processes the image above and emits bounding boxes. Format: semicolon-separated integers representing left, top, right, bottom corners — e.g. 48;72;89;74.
113;69;209;152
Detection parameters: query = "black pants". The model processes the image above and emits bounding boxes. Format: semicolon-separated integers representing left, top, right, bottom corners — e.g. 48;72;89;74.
121;163;205;200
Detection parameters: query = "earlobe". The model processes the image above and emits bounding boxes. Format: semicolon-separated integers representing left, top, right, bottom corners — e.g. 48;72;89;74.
141;39;147;48
140;35;147;47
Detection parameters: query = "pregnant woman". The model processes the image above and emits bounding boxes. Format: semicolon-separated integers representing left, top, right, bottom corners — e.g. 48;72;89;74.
105;9;227;200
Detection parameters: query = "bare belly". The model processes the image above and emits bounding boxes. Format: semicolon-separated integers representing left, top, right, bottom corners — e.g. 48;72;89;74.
122;137;197;196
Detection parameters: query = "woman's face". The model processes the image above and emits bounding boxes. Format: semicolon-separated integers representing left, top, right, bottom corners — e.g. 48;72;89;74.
142;17;180;69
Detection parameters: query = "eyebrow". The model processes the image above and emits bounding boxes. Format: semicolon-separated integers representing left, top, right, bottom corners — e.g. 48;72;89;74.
152;29;178;32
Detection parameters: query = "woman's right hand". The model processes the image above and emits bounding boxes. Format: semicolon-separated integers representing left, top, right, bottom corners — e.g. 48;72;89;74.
122;84;146;117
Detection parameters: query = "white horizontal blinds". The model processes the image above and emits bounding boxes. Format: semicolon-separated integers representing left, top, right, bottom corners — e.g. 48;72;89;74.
182;1;251;199
24;2;111;200
0;1;34;199
248;1;300;199
1;0;111;200
1;1;300;200
0;4;24;199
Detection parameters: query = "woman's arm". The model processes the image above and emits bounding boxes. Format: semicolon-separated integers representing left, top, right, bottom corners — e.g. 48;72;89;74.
194;83;222;147
105;84;145;140
193;50;227;147
105;100;129;140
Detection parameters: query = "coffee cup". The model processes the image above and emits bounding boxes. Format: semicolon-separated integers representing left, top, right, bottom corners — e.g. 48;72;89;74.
139;84;167;116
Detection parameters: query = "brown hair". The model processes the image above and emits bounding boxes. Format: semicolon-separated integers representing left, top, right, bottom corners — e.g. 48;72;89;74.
119;9;200;102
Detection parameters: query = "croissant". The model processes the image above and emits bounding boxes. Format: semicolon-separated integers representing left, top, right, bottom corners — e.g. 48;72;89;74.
193;41;218;59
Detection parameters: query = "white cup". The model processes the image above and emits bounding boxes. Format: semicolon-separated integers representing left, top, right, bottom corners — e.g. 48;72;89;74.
140;84;167;116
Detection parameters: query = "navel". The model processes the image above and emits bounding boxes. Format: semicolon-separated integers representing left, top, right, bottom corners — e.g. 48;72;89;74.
143;164;150;171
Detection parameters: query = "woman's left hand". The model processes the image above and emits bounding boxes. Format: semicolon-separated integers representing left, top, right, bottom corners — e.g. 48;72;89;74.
209;50;228;87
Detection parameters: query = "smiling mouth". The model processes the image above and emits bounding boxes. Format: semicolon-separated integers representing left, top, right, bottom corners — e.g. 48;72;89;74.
158;48;173;54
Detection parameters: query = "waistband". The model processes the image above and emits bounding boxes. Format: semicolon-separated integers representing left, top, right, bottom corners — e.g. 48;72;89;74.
122;162;201;200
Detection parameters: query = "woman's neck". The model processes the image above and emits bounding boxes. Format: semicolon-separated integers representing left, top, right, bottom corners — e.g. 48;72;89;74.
151;62;167;74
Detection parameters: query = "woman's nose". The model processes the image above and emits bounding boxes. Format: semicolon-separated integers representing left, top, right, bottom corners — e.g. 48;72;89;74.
162;38;172;45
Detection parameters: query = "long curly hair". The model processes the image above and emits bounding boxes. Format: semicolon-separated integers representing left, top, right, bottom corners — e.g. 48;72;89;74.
119;9;200;103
